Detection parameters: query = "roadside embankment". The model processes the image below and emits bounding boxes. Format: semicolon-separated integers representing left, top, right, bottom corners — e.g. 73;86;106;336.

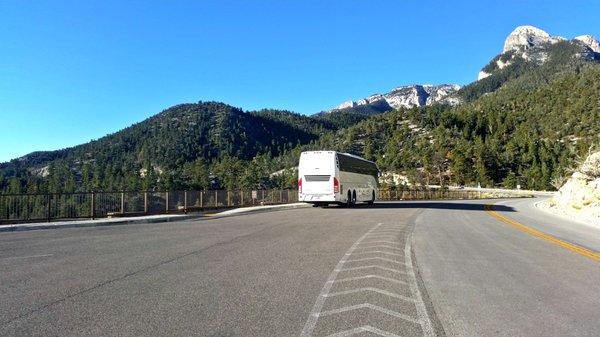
538;151;600;227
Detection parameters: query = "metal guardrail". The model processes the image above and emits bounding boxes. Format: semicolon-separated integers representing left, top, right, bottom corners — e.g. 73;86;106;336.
0;188;528;224
0;189;298;224
378;189;485;201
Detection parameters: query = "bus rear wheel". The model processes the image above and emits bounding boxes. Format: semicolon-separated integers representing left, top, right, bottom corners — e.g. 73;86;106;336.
367;190;375;205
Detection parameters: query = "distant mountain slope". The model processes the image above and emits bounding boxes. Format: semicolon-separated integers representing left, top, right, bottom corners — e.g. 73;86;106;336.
249;109;337;135
323;84;461;117
2;24;599;194
460;25;600;101
0;102;333;192
297;64;600;190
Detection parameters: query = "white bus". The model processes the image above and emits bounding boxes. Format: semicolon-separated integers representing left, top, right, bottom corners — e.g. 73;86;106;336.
298;151;379;207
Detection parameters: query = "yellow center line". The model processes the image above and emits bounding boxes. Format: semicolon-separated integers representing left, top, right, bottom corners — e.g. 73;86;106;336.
484;204;600;262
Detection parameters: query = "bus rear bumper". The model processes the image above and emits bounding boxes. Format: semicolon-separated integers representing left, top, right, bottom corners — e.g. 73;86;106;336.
299;194;340;203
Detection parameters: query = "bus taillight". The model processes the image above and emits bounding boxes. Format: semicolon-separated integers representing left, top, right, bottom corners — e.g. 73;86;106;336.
333;177;339;194
298;177;302;194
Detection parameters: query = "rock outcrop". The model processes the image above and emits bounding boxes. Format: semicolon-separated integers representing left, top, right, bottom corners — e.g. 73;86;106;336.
502;25;563;53
546;151;600;226
574;35;600;53
330;84;461;113
477;25;600;81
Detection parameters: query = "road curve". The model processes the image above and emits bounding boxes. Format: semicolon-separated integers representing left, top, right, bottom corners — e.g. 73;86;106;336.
1;199;599;336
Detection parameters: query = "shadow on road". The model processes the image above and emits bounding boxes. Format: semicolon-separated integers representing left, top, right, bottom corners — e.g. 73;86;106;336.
323;201;516;212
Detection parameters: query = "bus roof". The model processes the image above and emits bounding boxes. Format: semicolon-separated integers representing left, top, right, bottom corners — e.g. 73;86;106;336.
300;151;376;165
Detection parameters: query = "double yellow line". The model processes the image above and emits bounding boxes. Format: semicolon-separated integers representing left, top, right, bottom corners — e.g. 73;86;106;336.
484;204;600;262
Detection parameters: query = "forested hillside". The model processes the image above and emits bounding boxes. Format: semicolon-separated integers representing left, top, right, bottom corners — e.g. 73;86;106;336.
2;27;599;194
0;102;330;193
284;65;600;190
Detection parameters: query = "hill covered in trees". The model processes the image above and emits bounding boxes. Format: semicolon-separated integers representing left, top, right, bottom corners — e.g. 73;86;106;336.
0;102;333;193
293;65;600;190
1;26;599;194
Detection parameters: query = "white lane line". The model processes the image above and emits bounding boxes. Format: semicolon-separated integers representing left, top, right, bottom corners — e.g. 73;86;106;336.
325;325;403;337
356;245;402;251
300;223;383;337
331;275;407;285
351;251;402;257
316;303;420;325
326;287;416;303
358;240;399;245
405;232;435;337
370;230;405;234
1;254;54;260
345;257;405;265
335;265;408;275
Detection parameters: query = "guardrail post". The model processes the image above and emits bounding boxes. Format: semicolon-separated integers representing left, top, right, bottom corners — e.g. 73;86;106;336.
200;191;203;208
120;192;125;214
279;190;283;203
215;190;218;208
165;191;169;213
241;190;244;206
184;190;188;214
227;190;231;207
90;192;96;220
46;194;51;222
144;192;148;214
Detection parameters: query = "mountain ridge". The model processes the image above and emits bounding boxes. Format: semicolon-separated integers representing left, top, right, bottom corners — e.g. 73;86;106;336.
325;83;461;116
1;24;600;193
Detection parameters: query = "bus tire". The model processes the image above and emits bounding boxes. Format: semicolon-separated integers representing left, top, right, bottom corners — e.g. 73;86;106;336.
367;190;375;205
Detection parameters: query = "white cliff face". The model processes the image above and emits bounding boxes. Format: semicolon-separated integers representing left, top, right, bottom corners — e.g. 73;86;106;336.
477;25;599;81
574;35;600;53
478;70;491;80
502;25;562;53
544;151;600;227
335;100;356;110
331;84;461;112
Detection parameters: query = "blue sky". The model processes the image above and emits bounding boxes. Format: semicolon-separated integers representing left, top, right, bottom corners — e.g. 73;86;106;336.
1;0;599;162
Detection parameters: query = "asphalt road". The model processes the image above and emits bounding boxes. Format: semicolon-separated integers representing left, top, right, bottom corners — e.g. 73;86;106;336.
1;198;599;336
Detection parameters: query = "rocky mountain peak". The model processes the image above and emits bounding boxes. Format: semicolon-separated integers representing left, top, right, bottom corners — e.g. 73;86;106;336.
478;25;600;81
574;35;600;53
502;25;563;53
330;84;461;114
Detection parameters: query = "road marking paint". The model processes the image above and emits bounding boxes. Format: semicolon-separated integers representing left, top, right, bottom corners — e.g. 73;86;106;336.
300;223;383;337
484;204;600;262
316;303;419;325
371;229;405;232
356;245;402;251
359;240;399;245
405;233;435;337
325;325;402;337
326;287;415;303
345;257;404;265
1;254;53;260
336;265;408;275
351;251;402;257
331;275;407;285
371;229;406;234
